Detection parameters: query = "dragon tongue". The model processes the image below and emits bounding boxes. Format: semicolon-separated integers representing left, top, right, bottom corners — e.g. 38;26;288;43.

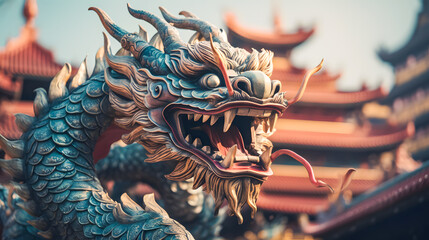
202;124;247;157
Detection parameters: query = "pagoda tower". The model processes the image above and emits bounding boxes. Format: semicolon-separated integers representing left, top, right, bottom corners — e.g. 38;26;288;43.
0;0;76;142
301;3;429;237
379;0;429;162
225;11;413;218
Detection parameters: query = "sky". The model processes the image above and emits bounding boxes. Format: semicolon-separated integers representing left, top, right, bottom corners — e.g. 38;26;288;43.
0;0;422;91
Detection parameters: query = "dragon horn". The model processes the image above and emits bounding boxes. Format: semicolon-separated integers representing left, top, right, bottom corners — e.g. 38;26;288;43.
209;34;233;97
159;7;228;43
178;10;198;18
127;4;185;53
91;6;170;75
288;59;324;106
89;7;128;42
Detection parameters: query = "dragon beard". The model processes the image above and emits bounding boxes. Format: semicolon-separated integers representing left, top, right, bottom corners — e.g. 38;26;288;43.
166;158;262;224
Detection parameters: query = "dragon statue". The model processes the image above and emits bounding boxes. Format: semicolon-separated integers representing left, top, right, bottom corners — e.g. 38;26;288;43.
0;4;332;239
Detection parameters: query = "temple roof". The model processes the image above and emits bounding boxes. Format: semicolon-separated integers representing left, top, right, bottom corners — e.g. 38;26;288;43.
225;13;314;54
0;0;75;84
271;65;341;85
380;65;429;105
270;120;414;150
273;61;385;108
0;71;22;97
284;86;387;108
0;23;64;78
258;193;328;215
224;11;383;108
379;1;429;65
0;0;76;139
303;160;429;238
263;165;384;194
257;165;384;214
0;101;33;140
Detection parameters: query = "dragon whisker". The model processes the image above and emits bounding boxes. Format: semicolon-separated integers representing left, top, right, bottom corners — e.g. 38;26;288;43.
288;58;324;105
209;33;233;97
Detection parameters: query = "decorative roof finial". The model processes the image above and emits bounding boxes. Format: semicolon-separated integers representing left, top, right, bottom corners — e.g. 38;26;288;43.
272;0;283;34
23;0;38;25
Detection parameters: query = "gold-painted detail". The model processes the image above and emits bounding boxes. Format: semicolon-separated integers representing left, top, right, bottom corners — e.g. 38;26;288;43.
362;102;391;119
391;95;429;124
395;53;429;85
407;133;429;155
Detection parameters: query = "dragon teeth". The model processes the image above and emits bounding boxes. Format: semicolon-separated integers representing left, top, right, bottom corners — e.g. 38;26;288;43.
237;108;250;115
194;114;202;121
192;138;202;148
235;155;248;162
185;135;191;143
263;110;272;117
220;145;237;169
210;115;219;126
260;146;273;170
248;155;260;162
269;113;278;132
262;119;269;133
202;115;210;123
188;114;192;120
247;109;264;117
201;146;211;154
223;109;236;132
235;155;260;162
212;152;222;160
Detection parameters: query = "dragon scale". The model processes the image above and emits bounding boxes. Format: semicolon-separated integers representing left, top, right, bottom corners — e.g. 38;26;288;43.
2;70;192;239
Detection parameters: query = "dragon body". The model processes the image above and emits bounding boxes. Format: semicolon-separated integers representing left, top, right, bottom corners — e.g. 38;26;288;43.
96;143;224;239
0;5;326;239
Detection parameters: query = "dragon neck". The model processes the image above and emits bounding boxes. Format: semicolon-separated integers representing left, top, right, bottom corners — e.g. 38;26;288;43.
18;72;192;239
23;72;112;237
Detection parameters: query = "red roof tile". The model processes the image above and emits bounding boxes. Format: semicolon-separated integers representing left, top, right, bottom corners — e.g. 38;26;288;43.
272;68;341;85
0;28;64;78
0;71;22;96
0;114;21;140
225;13;314;48
257;192;329;215
0;101;33;139
262;166;384;195
303;162;429;236
283;86;388;107
257;165;384;214
0;7;76;79
270;120;414;150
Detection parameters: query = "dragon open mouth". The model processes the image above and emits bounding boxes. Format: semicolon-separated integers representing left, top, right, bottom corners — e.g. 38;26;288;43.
164;102;286;180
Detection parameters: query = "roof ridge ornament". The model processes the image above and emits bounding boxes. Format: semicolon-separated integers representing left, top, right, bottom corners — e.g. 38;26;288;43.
24;0;38;26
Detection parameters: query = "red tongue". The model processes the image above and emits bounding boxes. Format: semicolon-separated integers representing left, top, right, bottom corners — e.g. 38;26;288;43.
203;124;248;157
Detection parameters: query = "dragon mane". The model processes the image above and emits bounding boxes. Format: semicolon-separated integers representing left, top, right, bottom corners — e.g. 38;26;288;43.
93;6;277;222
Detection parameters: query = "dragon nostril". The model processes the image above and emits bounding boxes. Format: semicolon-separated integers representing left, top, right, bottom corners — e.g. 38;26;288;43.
232;77;253;96
237;81;251;95
270;80;282;97
238;71;273;99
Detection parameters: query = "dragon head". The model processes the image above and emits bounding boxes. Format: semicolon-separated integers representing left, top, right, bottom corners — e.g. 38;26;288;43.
91;5;320;223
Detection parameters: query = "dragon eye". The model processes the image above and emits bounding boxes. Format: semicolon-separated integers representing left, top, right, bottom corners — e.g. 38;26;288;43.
200;73;220;88
151;84;163;98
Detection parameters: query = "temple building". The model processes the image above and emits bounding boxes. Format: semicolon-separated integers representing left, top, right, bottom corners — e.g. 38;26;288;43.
225;10;413;230
0;0;76;144
296;1;429;239
379;0;429;162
